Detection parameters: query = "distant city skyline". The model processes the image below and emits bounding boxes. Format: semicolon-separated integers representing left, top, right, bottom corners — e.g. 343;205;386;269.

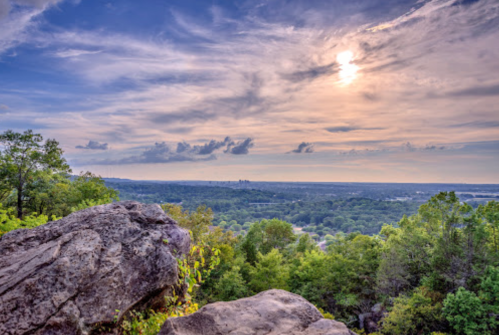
1;0;498;183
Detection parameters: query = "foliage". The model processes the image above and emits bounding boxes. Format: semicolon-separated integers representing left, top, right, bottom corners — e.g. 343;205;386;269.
0;204;52;236
23;171;119;217
111;180;422;235
380;287;445;335
0;129;71;218
0;172;118;237
121;240;220;335
249;249;290;293
443;287;490;335
442;266;499;335
4;152;499;335
479;266;499;315
162;204;213;244
241;219;296;264
214;266;249;301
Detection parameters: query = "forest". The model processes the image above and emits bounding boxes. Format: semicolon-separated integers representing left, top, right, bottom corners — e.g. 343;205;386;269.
1;130;499;335
108;181;421;236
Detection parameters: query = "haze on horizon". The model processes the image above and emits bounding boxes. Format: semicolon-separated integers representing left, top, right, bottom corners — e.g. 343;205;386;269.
0;0;498;183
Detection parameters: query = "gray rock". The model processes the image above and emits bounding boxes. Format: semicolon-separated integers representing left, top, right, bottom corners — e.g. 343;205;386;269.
0;201;190;335
159;289;356;335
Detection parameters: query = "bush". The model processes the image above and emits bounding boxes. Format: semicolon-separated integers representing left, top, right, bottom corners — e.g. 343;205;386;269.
381;287;444;335
0;205;52;237
215;266;249;301
443;287;490;335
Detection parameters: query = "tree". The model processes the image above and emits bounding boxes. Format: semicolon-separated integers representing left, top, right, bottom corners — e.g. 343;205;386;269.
288;250;328;306
0;204;50;237
478;201;499;260
296;233;317;253
0;130;71;218
163;204;213;244
249;249;289;293
260;218;296;254
215;266;249;301
443;287;491;335
479;266;499;318
380;287;445;335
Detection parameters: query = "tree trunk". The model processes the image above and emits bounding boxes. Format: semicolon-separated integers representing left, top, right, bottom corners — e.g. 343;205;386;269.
17;186;23;219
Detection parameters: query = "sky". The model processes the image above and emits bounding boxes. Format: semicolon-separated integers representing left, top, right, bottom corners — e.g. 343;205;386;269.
0;0;498;183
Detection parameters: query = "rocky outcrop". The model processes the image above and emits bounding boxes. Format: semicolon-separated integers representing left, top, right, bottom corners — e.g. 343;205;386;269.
0;201;190;335
159;289;356;335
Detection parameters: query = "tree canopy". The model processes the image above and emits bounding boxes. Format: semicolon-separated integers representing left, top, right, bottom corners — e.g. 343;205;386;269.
0;130;71;218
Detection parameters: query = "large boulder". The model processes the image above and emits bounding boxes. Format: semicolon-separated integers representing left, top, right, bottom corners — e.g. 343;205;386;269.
0;201;190;335
159;289;356;335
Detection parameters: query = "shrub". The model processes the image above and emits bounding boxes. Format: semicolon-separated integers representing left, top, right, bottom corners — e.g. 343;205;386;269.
443;287;490;335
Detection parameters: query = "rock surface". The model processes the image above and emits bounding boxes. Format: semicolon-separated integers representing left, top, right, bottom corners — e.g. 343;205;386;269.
0;201;190;335
159;289;356;335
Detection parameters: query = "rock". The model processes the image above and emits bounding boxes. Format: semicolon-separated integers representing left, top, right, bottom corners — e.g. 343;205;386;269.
159;289;356;335
0;201;190;335
371;303;383;314
358;303;386;333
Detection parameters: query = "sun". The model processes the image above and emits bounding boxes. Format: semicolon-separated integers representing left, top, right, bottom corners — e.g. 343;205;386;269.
337;51;359;85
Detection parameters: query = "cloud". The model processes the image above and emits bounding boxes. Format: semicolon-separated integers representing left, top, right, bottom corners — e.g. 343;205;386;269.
448;84;499;97
402;142;448;152
282;63;337;83
193;137;231;155
77;137;253;165
82;142;216;165
76;140;108;150
339;148;385;155
0;0;65;53
175;137;231;155
11;0;63;9
1;0;499;181
151;110;217;124
0;104;8;113
0;1;10;20
167;127;193;134
402;141;417;152
54;49;101;58
449;121;499;129
423;144;447;151
325;126;358;133
176;141;191;154
225;138;254;155
289;142;314;153
325;126;384;133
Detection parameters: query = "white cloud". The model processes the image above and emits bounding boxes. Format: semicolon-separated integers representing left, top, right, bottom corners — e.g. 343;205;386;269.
1;0;498;181
54;48;101;58
0;0;65;54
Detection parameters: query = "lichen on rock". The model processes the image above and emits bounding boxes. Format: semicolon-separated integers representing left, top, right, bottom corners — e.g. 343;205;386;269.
159;289;356;335
0;201;190;335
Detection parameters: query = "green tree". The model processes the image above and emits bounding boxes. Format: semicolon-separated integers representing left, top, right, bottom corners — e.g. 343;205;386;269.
22;171;119;217
479;266;499;317
478;201;499;260
381;287;445;335
249;249;289;293
296;233;317;253
215;266;249;301
0;130;70;218
163;204;213;244
288;249;328;306
443;287;491;335
0;204;51;236
260;218;296;253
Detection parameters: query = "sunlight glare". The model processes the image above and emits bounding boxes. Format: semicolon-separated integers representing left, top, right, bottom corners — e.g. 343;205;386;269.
337;51;359;85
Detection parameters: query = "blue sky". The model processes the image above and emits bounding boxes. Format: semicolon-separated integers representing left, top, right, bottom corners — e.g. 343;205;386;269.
0;0;498;182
